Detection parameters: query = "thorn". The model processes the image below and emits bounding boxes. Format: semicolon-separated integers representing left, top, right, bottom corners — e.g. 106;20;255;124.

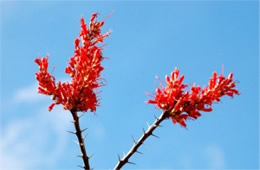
151;133;159;138
71;120;76;123
131;135;136;144
127;161;136;165
89;153;95;159
142;128;146;134
117;154;121;161
136;150;143;154
66;130;76;134
77;165;85;169
81;128;88;133
154;115;159;120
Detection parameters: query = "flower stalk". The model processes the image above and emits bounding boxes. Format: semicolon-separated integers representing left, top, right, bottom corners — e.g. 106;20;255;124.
70;109;90;170
114;110;170;170
34;13;110;169
114;68;239;169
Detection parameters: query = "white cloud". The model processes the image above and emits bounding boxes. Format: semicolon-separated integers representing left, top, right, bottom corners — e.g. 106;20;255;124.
13;78;70;103
4;80;106;169
204;145;225;169
13;83;46;103
0;106;71;170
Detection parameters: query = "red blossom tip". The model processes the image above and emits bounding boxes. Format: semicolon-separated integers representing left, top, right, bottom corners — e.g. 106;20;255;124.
147;68;239;127
35;13;110;112
48;103;56;111
228;72;233;80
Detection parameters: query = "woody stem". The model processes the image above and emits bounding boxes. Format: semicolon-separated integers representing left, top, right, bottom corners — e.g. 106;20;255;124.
114;110;169;170
70;110;90;170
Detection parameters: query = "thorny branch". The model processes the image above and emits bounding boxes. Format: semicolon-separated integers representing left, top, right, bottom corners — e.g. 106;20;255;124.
70;110;90;170
114;111;169;170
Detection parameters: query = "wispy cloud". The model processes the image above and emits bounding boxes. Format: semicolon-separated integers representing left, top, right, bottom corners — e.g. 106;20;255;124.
204;144;225;169
13;83;46;103
13;78;70;103
0;106;71;170
3;81;106;169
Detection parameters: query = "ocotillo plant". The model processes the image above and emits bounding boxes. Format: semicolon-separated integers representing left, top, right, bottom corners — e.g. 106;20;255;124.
34;13;239;170
114;68;239;169
34;13;110;169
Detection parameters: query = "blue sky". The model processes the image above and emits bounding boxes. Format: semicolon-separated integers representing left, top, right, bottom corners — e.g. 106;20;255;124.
0;1;259;169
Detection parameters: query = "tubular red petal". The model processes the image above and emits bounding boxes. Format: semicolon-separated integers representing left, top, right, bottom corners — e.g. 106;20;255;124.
226;92;234;97
90;13;98;22
65;67;73;74
48;103;56;111
179;120;187;127
200;107;213;112
173;68;179;80
147;100;157;104
75;38;80;47
178;75;184;84
228;72;233;80
165;75;170;84
171;71;175;81
171;117;177;124
42;56;49;70
34;58;41;65
189;110;201;119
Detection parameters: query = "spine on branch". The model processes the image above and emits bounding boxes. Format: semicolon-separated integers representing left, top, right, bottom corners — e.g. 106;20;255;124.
114;111;169;170
71;110;90;170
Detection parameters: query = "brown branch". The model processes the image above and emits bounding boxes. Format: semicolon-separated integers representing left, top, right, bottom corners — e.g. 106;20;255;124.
70;110;91;170
114;110;169;170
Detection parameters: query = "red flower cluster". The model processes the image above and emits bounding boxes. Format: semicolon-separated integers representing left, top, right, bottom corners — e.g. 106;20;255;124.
35;13;110;112
147;68;239;127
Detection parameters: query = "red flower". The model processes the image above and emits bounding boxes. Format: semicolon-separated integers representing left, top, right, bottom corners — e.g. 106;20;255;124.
35;13;110;112
147;68;239;127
